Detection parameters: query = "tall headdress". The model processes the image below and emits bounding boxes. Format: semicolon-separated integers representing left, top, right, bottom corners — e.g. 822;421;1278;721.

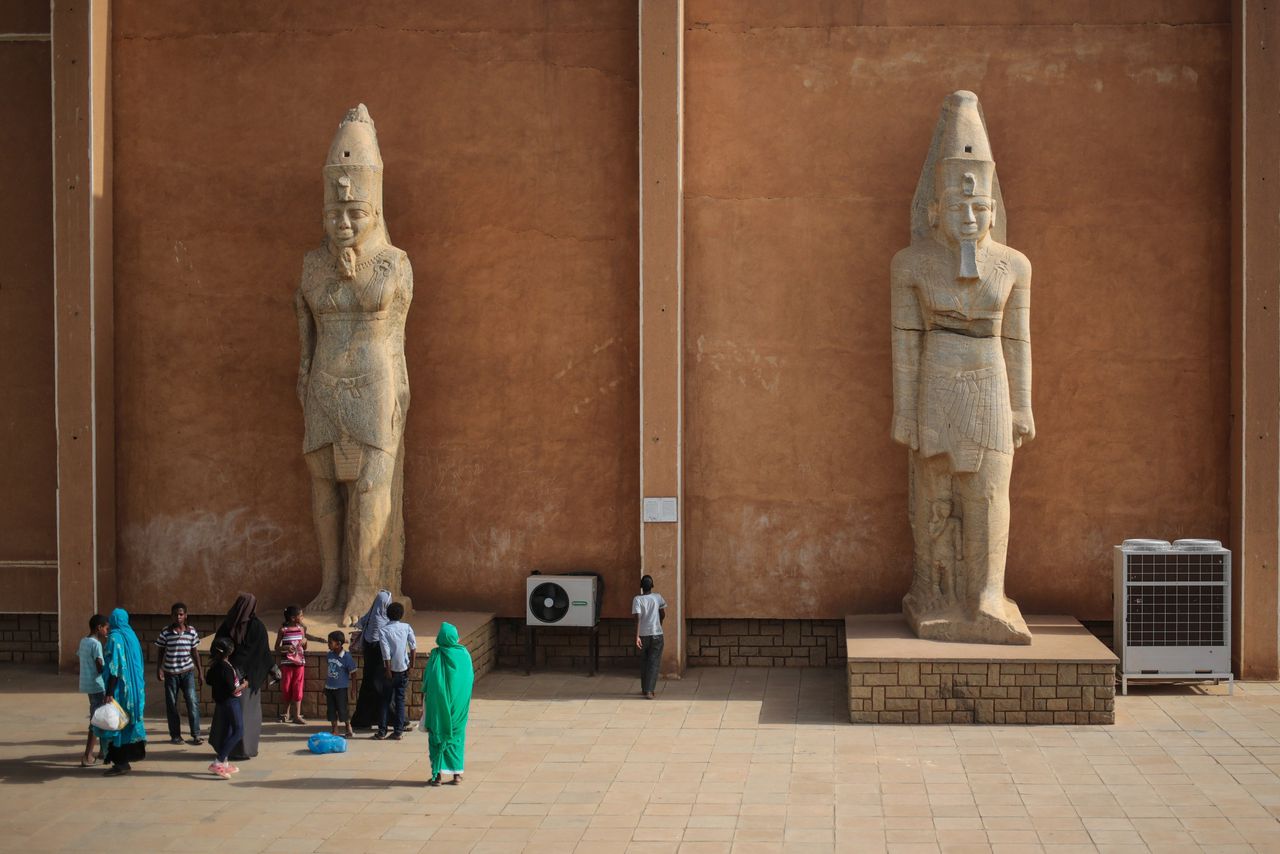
909;90;1006;269
324;103;383;211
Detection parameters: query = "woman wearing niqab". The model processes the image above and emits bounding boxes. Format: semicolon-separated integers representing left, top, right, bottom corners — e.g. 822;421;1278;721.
350;589;392;729
97;608;147;776
421;621;473;785
211;593;273;760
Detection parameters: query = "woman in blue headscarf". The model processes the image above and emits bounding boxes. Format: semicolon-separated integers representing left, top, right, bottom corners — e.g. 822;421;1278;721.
351;590;392;730
421;622;473;786
96;608;147;776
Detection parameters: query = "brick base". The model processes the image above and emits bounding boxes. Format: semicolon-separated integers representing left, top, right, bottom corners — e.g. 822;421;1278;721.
495;618;640;670
0;613;58;664
848;660;1116;724
688;619;844;667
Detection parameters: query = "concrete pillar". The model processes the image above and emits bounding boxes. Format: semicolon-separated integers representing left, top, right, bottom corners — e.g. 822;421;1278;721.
639;0;685;675
1230;0;1280;680
53;0;113;670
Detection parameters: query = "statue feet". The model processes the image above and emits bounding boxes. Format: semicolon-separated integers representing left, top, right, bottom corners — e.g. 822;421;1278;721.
904;593;1032;645
307;581;341;615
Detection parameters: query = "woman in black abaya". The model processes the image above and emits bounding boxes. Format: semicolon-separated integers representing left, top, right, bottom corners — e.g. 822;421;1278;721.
350;589;392;730
211;593;273;760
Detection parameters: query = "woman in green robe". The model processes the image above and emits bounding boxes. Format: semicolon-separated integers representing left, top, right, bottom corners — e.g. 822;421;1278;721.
421;622;473;785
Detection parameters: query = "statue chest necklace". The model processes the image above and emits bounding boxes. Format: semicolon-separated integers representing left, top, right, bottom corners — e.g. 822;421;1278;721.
318;249;394;312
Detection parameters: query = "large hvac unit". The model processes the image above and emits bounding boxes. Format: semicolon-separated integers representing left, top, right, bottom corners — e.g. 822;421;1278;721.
526;574;599;628
1114;538;1233;694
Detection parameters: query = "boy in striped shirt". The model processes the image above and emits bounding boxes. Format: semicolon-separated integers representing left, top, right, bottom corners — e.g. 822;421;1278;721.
154;602;202;744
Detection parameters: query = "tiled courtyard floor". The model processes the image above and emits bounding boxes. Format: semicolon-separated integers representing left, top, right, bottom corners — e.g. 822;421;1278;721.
2;665;1279;853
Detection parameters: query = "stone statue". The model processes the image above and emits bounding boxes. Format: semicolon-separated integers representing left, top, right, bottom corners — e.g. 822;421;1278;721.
891;91;1034;644
295;104;413;625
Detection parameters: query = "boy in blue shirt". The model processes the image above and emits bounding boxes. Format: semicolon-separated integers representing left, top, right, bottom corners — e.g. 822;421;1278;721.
78;614;108;765
325;630;358;737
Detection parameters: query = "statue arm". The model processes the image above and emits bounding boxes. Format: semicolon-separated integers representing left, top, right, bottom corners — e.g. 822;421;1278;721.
294;287;315;407
890;252;923;450
395;256;413;413
1002;254;1034;446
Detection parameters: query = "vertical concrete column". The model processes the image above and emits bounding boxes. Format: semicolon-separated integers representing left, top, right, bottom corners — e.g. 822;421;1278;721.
1230;0;1280;680
53;0;113;670
639;0;685;675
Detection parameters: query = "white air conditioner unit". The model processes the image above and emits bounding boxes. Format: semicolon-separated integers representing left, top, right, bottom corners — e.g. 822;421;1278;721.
1114;538;1232;694
526;575;599;627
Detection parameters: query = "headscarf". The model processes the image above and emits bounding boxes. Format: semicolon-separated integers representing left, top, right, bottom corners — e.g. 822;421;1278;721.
220;593;257;645
98;608;146;746
421;622;474;747
215;592;272;690
356;589;392;643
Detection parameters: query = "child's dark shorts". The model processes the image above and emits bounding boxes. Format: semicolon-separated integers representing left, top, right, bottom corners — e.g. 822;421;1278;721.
325;687;349;724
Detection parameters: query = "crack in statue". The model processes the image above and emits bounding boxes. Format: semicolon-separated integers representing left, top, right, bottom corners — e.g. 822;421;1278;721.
295;104;414;625
891;91;1035;645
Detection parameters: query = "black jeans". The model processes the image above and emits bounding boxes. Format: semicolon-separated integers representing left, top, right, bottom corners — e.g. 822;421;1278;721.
639;634;664;693
164;670;201;739
379;670;408;735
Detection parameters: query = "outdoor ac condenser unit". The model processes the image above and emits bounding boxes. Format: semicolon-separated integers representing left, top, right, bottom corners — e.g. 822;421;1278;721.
1114;538;1232;694
526;575;599;627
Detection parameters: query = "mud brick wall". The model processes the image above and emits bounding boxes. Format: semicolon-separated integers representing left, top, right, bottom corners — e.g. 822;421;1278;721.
687;619;844;667
495;618;640;670
0;613;58;663
848;661;1116;725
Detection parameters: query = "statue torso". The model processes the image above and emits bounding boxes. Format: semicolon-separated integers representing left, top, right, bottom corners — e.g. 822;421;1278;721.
299;244;411;455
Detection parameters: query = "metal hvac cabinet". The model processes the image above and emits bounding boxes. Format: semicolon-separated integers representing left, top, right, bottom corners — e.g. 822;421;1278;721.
1113;539;1233;694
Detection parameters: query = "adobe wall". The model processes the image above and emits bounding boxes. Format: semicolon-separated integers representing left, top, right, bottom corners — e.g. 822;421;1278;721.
0;11;56;611
684;1;1232;619
110;3;640;618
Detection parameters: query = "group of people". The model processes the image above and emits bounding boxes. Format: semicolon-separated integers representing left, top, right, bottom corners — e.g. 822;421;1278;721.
77;589;475;785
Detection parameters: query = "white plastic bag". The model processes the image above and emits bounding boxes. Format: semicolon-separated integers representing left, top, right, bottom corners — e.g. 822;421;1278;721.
91;698;130;731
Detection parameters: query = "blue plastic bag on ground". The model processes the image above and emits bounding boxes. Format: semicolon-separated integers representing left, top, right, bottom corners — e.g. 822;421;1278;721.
307;732;348;754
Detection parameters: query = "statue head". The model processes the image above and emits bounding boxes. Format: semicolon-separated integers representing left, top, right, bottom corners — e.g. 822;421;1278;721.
323;104;387;268
926;91;997;247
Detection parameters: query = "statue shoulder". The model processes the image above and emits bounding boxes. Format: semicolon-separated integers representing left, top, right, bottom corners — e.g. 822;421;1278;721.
997;244;1031;278
301;246;331;278
382;245;411;271
891;242;937;280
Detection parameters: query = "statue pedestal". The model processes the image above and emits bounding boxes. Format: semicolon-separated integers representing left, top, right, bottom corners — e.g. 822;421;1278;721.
845;614;1117;725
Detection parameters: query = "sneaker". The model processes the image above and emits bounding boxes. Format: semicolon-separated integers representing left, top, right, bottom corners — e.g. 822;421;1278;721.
207;762;223;774
189;737;203;746
213;765;231;780
372;732;388;740
390;732;402;741
225;764;240;775
169;736;184;745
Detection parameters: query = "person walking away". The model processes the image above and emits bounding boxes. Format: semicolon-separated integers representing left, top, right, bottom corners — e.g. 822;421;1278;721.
154;602;203;744
97;608;147;776
633;575;667;699
375;602;415;740
212;593;273;760
206;637;244;779
422;622;473;786
78;614;108;766
275;605;308;724
325;630;358;737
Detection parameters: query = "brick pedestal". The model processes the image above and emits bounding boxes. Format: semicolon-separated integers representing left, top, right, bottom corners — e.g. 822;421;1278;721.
846;614;1117;725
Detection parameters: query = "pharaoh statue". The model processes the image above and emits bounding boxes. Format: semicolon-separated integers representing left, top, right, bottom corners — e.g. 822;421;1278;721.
295;104;413;625
891;91;1034;645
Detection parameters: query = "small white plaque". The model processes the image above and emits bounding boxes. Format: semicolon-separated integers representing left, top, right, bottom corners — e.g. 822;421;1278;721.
643;497;678;523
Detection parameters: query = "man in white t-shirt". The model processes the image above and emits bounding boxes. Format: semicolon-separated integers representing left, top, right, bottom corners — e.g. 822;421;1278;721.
632;575;667;699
